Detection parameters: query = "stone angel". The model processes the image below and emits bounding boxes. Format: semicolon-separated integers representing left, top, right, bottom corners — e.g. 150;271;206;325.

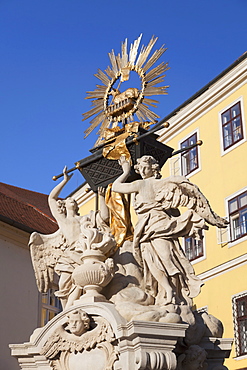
41;309;117;370
112;155;228;306
29;167;115;309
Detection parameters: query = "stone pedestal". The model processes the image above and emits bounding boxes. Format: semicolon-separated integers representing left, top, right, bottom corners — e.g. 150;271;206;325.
10;302;232;370
198;337;233;370
116;320;187;370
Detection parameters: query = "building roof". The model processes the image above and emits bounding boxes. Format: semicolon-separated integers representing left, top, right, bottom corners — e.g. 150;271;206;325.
0;182;58;234
68;51;247;205
153;51;247;132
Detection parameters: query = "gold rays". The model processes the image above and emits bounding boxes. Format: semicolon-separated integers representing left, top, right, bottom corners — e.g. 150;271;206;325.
82;35;169;140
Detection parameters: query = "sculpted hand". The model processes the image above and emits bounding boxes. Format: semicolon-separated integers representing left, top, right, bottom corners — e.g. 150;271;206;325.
97;186;106;197
118;156;131;174
63;166;73;182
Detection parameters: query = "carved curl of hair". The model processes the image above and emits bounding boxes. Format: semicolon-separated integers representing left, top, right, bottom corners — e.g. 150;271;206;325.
57;199;66;214
67;309;90;330
56;199;79;216
134;155;161;179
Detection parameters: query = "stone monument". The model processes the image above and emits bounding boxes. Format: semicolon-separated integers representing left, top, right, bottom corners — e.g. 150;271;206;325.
10;35;232;370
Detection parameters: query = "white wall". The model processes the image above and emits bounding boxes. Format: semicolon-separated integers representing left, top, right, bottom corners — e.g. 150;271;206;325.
0;222;40;370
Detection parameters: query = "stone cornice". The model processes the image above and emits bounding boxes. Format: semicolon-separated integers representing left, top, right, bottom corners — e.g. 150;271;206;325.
158;57;247;142
0;220;29;249
73;183;95;209
198;254;247;282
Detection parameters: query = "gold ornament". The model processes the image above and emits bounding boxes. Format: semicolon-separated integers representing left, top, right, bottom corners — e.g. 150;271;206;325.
83;35;169;145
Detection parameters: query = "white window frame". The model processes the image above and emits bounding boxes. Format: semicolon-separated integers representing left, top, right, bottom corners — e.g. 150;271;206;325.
225;187;247;248
232;290;247;359
178;129;201;178
40;284;62;326
219;96;246;157
217;219;229;245
182;233;206;265
169;155;181;177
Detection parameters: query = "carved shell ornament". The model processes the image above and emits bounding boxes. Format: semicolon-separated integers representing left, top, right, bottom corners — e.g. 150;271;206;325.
83;34;169;143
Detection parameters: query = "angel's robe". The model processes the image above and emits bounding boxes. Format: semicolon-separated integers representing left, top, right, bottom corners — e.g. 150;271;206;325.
132;198;204;301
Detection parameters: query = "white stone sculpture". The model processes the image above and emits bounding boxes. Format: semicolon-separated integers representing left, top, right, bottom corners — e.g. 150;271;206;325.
72;250;114;302
29;167;116;309
177;345;208;370
41;308;117;370
11;158;232;370
112;155;228;307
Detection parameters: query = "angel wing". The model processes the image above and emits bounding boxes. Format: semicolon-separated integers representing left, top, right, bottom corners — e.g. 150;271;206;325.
41;325;68;359
41;317;115;359
76;316;115;351
155;176;228;228
29;229;66;293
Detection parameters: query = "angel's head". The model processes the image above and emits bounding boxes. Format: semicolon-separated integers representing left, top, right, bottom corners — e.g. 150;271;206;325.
57;198;79;216
67;309;90;336
134;155;161;179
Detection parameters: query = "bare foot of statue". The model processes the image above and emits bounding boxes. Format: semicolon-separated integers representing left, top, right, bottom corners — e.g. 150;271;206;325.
156;287;173;306
163;294;173;305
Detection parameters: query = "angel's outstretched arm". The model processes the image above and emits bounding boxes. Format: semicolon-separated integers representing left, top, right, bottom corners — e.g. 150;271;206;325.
112;156;140;194
48;166;73;221
98;187;109;224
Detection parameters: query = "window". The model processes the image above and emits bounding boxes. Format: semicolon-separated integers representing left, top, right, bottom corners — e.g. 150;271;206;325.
228;190;247;242
181;133;199;176
184;237;204;262
41;287;62;326
170;155;180;176
233;293;247;357
221;102;243;150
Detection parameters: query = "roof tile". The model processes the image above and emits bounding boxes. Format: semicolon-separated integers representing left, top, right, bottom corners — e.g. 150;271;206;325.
0;183;58;234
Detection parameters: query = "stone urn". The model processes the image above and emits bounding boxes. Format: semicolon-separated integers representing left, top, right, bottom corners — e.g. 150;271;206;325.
72;250;114;303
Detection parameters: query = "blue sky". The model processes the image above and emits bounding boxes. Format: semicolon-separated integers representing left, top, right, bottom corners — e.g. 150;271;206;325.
0;0;246;197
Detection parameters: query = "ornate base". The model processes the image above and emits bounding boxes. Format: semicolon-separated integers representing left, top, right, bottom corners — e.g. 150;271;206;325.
10;303;232;370
75;290;110;303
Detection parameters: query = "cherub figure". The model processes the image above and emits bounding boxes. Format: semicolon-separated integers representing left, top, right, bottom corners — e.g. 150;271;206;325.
41;309;117;368
30;167;115;309
66;309;90;336
112;155;228;305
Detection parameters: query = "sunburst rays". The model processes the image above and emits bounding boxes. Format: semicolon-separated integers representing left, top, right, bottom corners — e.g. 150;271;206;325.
83;35;169;139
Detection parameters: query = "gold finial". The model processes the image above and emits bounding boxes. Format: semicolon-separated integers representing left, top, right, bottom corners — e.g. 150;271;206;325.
83;35;169;141
196;140;203;146
163;122;169;128
52;176;57;181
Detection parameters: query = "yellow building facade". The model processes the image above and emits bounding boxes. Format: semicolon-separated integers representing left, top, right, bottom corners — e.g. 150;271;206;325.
75;52;247;369
158;52;247;369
